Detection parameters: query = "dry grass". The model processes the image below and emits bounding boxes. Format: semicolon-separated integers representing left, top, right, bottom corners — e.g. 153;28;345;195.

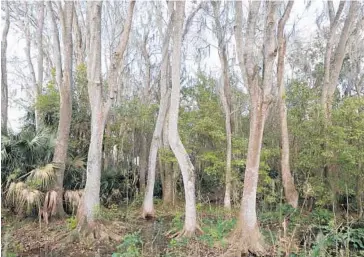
7;181;44;214
64;189;84;214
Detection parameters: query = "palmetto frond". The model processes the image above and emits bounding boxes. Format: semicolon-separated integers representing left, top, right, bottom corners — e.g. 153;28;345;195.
27;164;56;190
64;189;84;214
6;182;43;213
67;155;86;170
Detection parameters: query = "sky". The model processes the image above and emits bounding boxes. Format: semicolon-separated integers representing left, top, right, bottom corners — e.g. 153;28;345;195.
1;0;326;133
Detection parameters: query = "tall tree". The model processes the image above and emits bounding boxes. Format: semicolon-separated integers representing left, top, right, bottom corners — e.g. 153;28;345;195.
233;1;279;254
142;2;174;218
211;0;233;210
77;0;135;232
276;1;299;208
35;1;45;131
168;0;200;236
48;1;74;217
321;1;360;211
1;0;10;135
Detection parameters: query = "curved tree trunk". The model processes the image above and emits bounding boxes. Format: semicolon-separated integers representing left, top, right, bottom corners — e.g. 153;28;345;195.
168;1;199;236
277;1;298;208
142;89;170;217
1;1;10;135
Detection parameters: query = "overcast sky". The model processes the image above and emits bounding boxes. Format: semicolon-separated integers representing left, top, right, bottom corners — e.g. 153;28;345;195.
2;0;327;133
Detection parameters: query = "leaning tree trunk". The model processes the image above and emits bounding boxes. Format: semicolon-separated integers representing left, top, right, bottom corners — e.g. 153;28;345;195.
1;1;10;135
277;1;298;208
52;1;74;217
168;1;199;236
142;4;174;217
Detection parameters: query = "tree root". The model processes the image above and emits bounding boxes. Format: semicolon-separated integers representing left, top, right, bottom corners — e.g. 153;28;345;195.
141;209;156;220
222;228;267;257
166;224;204;238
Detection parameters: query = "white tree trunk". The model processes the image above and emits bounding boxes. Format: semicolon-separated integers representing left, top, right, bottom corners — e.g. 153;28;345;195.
1;1;10;135
168;1;198;236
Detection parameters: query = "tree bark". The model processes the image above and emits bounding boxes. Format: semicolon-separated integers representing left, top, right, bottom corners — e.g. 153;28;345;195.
50;1;74;218
142;3;174;217
77;1;104;228
1;1;10;135
35;1;45;131
277;1;298;208
211;1;233;210
78;0;135;230
232;1;278;254
168;1;199;236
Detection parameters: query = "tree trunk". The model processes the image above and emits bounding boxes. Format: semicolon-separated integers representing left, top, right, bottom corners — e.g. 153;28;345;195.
321;1;359;211
139;134;147;193
142;4;174;217
163;162;174;205
168;1;199;236
277;1;298;208
77;1;104;229
233;1;278;254
78;0;134;231
1;1;10;135
52;1;74;217
35;1;45;131
238;98;269;254
212;1;233;210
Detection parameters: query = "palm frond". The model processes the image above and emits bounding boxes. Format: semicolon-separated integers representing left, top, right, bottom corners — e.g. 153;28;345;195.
64;189;83;213
6;182;26;206
18;187;43;214
26;164;56;190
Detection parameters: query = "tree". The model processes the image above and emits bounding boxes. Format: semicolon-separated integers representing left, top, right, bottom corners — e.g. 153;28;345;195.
233;1;279;254
35;1;45;131
276;1;299;208
77;0;135;233
321;1;360;211
1;0;10;135
48;1;74;217
168;0;201;237
211;0;233;210
142;2;174;218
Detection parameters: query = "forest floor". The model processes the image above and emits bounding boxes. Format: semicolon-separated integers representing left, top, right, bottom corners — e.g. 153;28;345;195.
1;201;364;257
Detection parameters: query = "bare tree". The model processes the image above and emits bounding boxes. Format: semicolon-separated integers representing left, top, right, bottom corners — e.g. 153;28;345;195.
142;3;174;218
321;1;360;120
168;1;201;237
77;0;135;233
211;0;233;210
233;1;279;254
35;1;45;131
276;1;298;208
1;0;10;135
48;1;74;217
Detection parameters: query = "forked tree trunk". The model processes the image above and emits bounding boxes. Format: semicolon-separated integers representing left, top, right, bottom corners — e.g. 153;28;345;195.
78;0;135;230
277;1;298;208
51;1;74;217
1;1;10;135
233;1;278;254
142;4;174;217
168;1;199;236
